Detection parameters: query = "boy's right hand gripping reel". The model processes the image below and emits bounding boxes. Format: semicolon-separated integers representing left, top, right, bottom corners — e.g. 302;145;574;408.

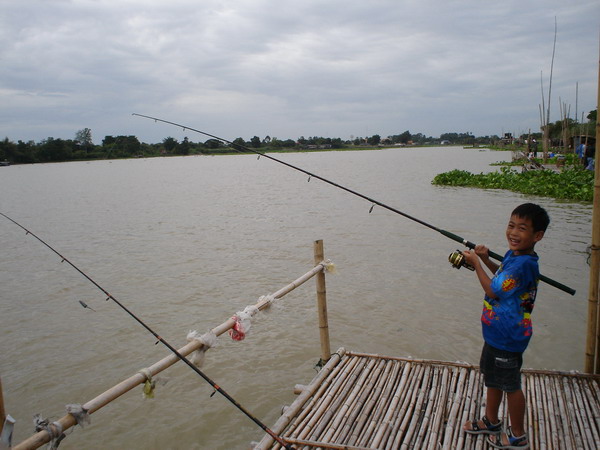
448;250;475;271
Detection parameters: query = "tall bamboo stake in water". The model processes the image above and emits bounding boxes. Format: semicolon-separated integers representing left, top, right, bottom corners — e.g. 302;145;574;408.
584;53;600;374
544;17;558;162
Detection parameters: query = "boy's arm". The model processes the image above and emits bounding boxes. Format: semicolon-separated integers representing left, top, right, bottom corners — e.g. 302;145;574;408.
462;249;498;299
474;245;500;273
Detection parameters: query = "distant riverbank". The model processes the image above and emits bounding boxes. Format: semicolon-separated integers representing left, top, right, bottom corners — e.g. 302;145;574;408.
0;141;451;165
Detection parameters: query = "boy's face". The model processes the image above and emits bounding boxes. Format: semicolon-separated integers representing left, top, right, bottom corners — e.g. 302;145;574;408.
506;214;544;255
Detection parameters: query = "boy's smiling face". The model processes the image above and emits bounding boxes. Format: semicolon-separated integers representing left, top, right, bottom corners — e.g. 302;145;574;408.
506;214;544;255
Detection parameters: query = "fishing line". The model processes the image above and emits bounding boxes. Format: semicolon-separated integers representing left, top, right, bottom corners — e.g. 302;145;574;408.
0;212;294;449
132;113;576;296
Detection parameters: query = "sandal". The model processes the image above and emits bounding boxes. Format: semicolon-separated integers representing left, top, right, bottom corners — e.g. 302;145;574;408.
487;427;529;449
463;415;502;435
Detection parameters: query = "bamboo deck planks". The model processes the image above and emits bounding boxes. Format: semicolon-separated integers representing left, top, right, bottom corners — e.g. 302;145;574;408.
257;349;600;449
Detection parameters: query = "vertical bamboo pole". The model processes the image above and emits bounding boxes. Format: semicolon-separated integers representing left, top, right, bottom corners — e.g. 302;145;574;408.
314;240;331;363
543;126;550;163
584;53;600;374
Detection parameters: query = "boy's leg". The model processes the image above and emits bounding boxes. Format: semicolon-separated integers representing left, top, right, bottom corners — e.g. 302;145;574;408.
463;386;504;434
487;389;528;448
485;387;503;423
506;389;526;436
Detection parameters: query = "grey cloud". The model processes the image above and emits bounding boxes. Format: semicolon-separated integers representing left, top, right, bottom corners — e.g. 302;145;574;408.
0;0;597;143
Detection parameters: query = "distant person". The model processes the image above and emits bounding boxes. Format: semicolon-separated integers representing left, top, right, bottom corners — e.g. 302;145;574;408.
586;157;594;171
532;139;538;158
462;203;549;450
577;142;587;167
584;144;594;170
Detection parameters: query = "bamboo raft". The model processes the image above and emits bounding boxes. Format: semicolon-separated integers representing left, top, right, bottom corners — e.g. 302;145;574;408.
256;349;600;450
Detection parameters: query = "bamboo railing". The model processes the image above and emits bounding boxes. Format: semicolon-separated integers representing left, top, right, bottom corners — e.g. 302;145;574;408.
12;240;333;449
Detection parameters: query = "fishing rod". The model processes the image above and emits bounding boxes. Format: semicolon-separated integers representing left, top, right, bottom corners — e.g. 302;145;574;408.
0;212;294;450
132;113;576;296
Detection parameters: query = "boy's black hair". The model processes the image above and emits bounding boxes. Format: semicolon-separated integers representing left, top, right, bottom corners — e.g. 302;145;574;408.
512;203;550;232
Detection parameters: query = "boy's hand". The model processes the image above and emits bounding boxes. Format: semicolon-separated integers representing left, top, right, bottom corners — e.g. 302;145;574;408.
474;244;490;261
462;247;498;299
461;249;480;268
468;244;500;275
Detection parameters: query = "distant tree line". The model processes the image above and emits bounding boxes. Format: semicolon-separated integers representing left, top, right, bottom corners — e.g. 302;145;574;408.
0;112;595;165
0;130;499;164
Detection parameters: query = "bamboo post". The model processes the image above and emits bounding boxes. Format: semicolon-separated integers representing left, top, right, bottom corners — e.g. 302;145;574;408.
584;53;600;374
314;239;331;363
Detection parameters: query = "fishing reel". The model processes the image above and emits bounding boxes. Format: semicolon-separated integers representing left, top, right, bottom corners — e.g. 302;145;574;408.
448;250;475;271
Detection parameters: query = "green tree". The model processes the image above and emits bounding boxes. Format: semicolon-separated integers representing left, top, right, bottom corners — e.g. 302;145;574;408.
250;136;261;148
75;128;93;151
36;137;73;162
368;134;381;145
163;137;178;153
0;138;13;161
205;139;222;149
330;138;343;148
102;135;116;146
232;137;246;149
269;137;282;148
16;140;36;163
102;135;141;157
0;138;36;163
411;133;430;144
120;136;140;156
177;137;191;155
399;130;411;144
440;132;458;143
439;132;474;145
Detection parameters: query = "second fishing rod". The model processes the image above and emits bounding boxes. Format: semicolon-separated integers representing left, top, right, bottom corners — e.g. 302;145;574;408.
0;212;294;450
133;113;576;296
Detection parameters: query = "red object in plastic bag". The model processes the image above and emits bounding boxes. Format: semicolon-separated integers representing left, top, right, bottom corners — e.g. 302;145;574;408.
229;316;246;341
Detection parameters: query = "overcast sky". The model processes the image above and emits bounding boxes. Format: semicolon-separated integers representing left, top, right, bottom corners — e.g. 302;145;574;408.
1;0;598;145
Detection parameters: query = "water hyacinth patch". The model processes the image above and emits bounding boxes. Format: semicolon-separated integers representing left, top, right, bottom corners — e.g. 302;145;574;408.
431;167;594;202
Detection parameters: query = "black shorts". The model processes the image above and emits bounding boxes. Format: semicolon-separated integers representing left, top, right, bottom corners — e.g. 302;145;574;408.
480;342;523;392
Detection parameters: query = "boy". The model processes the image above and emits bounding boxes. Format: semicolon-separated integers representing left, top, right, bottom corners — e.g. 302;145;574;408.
462;203;549;449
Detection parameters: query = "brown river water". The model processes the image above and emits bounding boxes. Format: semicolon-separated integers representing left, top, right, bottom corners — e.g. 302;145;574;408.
0;147;592;449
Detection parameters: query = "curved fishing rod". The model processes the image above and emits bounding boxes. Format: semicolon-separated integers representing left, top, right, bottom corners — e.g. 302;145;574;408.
132;113;576;296
0;212;294;450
